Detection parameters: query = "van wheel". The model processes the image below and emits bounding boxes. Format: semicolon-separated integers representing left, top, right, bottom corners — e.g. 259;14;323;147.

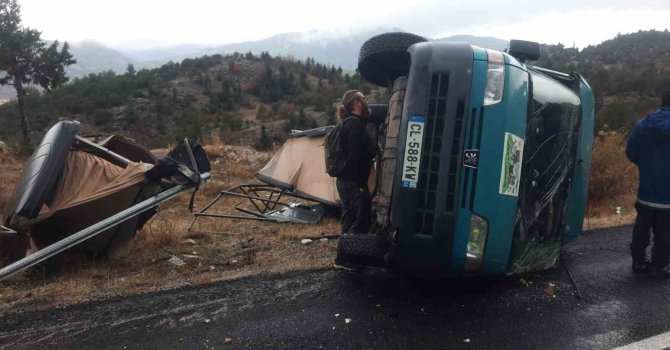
337;233;389;267
358;32;428;87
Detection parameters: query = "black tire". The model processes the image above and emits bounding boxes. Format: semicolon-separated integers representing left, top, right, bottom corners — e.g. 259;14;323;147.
337;233;389;267
358;32;428;87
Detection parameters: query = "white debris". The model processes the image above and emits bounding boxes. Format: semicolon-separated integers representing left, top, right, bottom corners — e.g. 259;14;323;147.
182;254;200;259
345;318;352;324
183;239;197;244
209;265;216;271
320;238;328;243
204;319;211;323
464;339;471;343
168;255;185;267
301;239;313;244
231;259;238;264
335;314;340;317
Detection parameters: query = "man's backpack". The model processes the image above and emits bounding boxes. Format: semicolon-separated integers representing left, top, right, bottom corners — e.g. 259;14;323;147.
324;117;356;177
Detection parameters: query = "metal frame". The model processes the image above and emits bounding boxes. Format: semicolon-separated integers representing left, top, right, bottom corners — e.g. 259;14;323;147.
0;225;17;235
0;173;210;282
188;184;324;231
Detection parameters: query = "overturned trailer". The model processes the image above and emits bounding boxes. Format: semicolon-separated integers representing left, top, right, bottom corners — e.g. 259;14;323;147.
0;121;210;281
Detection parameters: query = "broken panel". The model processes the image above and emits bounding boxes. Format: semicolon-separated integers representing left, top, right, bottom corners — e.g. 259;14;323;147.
508;69;581;274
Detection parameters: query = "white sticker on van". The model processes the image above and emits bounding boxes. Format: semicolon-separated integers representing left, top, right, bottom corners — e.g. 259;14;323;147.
499;132;524;197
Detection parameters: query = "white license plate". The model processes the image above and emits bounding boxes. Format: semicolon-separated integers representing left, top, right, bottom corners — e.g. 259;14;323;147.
401;115;425;189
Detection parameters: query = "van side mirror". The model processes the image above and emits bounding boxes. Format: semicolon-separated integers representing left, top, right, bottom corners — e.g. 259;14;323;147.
505;40;540;63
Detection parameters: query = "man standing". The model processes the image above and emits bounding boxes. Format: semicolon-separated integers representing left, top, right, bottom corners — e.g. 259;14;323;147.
333;90;377;270
626;90;670;277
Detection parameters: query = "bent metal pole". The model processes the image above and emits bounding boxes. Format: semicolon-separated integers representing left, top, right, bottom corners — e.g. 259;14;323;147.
0;173;210;282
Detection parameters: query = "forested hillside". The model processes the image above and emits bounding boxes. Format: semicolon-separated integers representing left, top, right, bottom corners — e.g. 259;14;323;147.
532;29;670;132
0;52;372;149
2;30;670;150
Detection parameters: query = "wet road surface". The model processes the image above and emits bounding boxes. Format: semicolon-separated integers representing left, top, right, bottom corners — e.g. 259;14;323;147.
2;225;670;349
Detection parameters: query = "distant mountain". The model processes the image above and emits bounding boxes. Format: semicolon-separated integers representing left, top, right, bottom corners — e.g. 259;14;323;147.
1;29;510;101
121;43;207;63
206;27;404;70
65;29;509;77
67;41;135;77
206;30;509;70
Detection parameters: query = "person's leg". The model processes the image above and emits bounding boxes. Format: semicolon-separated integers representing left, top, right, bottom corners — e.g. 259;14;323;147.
336;179;357;235
349;187;372;234
651;209;670;274
631;202;653;270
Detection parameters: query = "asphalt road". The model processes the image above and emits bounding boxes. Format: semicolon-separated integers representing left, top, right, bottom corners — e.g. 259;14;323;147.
2;225;670;350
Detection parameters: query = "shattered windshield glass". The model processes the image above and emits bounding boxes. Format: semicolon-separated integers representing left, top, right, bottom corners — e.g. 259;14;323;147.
509;70;581;274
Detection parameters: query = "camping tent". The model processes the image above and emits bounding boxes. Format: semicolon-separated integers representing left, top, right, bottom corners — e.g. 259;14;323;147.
1;121;160;266
255;126;375;207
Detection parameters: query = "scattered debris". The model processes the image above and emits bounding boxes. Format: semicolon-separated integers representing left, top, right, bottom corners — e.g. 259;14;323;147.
204;319;211;323
544;283;556;296
320;238;328;243
168;255;185;267
224;338;233;344
231;259;238;264
464;338;471;343
335;314;340;317
209;265;216;271
182;239;197;244
182;254;200;259
301;239;313;245
520;278;529;287
345;318;352;324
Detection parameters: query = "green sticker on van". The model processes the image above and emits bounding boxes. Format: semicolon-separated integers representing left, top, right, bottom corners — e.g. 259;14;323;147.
499;132;524;197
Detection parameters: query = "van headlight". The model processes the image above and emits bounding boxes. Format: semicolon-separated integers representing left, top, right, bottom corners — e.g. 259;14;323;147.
465;214;489;272
483;50;505;106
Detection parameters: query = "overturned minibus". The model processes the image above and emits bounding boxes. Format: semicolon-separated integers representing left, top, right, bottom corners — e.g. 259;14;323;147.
339;33;595;276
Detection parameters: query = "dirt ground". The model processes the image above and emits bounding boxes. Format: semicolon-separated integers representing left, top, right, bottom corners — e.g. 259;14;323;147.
0;140;634;316
0;143;340;315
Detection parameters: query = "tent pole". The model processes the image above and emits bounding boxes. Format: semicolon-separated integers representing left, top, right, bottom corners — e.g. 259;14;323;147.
0;173;210;282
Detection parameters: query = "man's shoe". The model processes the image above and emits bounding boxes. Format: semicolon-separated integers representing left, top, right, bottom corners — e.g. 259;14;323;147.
632;260;651;273
333;260;363;272
650;267;670;279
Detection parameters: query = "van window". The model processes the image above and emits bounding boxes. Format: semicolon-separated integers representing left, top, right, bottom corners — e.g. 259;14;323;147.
508;70;581;272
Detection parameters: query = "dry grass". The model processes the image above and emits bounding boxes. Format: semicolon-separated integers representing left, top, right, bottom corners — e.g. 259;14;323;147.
587;132;637;225
0;132;637;314
0;142;337;315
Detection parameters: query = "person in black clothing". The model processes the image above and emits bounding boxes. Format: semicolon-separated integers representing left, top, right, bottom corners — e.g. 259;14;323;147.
334;90;377;271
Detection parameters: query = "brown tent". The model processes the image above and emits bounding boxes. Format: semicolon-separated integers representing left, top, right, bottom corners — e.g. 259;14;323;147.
1;122;160;266
255;127;375;207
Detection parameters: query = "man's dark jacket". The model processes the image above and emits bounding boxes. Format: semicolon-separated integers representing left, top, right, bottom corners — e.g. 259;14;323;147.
626;107;670;208
338;114;377;188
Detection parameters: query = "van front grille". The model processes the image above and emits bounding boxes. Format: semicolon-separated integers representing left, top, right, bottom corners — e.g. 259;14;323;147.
416;73;449;235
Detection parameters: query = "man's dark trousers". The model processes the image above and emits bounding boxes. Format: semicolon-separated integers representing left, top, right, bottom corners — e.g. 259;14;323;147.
632;202;670;268
337;179;371;235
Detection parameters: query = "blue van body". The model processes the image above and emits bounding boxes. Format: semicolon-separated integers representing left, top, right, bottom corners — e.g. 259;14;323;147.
381;42;594;276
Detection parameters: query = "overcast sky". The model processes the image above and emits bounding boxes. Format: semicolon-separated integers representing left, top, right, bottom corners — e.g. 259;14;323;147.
18;0;670;49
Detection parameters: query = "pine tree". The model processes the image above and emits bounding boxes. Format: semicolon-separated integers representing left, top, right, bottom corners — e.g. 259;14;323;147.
0;0;76;143
257;125;273;150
